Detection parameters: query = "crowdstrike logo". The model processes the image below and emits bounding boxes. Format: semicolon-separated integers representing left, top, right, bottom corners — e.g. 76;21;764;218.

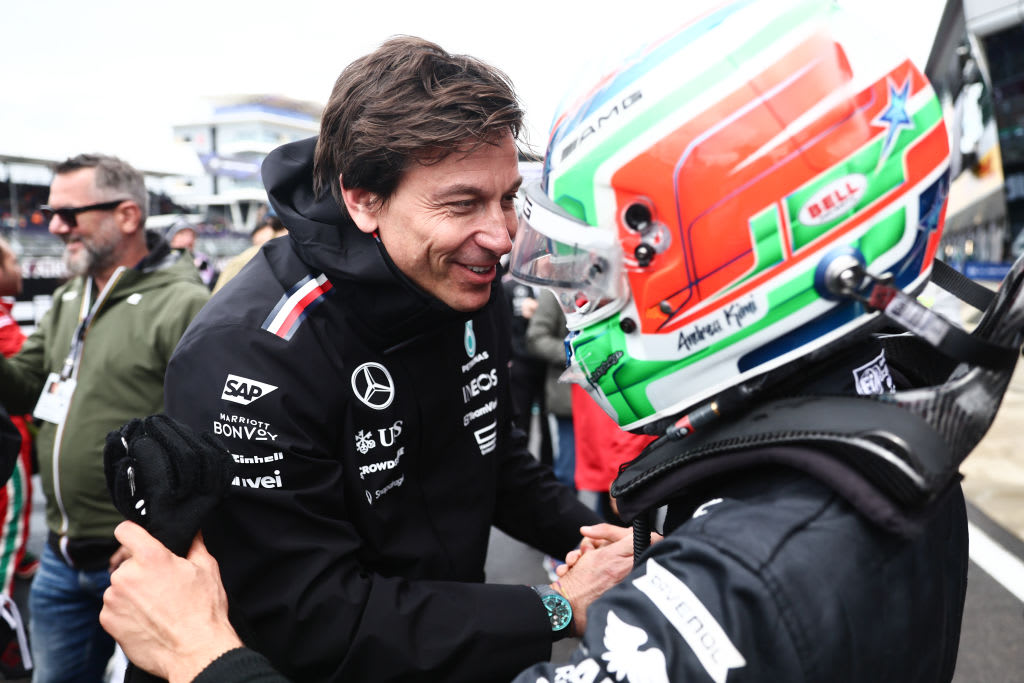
221;374;278;406
351;362;395;410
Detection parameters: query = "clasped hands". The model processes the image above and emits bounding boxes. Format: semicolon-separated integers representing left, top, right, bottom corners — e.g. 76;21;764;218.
550;523;662;635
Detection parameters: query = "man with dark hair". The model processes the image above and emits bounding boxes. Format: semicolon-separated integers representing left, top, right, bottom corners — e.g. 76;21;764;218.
154;35;628;682
0;154;210;681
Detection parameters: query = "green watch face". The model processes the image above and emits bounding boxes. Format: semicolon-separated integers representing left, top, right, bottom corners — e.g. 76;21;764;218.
541;593;572;632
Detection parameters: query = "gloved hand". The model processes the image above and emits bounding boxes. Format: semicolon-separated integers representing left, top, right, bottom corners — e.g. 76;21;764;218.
104;414;235;557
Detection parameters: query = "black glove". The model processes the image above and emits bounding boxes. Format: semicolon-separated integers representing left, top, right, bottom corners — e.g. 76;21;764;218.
104;414;235;557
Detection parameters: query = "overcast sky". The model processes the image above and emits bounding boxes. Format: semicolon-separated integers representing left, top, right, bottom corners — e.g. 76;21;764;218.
1;0;946;174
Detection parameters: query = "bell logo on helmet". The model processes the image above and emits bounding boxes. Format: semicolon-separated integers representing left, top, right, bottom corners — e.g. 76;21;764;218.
798;174;867;227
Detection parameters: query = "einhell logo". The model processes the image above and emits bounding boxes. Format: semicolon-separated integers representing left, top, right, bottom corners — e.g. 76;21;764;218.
221;374;278;406
798;174;867;227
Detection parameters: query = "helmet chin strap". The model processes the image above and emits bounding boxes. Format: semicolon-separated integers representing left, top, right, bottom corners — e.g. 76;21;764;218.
615;255;1024;566
829;259;1018;372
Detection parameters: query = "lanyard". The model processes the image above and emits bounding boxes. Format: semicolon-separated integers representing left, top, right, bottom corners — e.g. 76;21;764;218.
59;266;126;381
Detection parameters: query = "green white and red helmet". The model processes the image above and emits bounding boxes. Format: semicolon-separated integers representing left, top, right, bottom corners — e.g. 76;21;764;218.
509;0;951;430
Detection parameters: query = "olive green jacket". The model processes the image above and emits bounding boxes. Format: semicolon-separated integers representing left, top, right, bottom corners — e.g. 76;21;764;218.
0;245;209;544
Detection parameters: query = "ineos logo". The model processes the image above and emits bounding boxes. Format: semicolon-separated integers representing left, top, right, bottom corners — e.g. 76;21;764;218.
351;362;395;410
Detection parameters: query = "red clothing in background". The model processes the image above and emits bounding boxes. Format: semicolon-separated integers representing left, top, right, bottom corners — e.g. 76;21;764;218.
572;384;655;493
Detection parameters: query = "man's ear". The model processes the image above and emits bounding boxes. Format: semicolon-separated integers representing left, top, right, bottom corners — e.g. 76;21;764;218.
117;201;144;235
340;176;379;235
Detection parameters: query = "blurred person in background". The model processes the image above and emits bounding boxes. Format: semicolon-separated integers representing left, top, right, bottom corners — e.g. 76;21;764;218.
0;154;209;682
571;384;655;524
166;221;219;290
526;288;575;490
211;215;287;294
0;236;35;677
502;274;553;466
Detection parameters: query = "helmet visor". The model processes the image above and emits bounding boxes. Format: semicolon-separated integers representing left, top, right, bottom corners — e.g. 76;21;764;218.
509;182;626;324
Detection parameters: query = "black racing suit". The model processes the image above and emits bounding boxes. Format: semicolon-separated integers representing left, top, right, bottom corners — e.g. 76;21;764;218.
514;463;967;682
164;137;600;682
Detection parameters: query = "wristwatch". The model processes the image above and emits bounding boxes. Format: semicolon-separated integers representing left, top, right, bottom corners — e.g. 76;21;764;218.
531;583;573;640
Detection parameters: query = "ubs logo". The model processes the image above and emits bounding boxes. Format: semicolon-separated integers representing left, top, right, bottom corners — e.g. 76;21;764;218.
351;362;395;410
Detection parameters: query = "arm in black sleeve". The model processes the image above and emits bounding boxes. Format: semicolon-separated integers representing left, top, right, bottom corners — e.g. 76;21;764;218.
493;417;601;557
165;321;556;682
193;648;289;683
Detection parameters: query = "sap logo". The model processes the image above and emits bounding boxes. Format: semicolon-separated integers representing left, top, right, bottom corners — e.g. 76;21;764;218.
462;369;498;403
231;470;283;489
797;174;867;227
559;91;643;162
221;374;278;406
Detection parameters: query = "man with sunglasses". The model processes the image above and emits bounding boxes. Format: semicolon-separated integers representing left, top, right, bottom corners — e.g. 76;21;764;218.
0;153;210;682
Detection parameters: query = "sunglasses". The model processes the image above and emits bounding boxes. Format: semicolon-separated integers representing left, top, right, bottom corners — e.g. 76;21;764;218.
39;199;131;228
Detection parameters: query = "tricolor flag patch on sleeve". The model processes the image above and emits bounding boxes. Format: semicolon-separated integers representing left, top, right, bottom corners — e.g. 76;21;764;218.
262;273;334;340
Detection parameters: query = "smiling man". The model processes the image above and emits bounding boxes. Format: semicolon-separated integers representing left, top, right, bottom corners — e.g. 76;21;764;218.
157;36;626;682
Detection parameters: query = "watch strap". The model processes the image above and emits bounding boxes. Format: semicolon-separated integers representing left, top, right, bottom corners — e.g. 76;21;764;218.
531;583;573;640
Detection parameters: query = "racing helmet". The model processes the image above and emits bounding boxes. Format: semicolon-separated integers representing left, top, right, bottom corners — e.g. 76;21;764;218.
509;0;950;430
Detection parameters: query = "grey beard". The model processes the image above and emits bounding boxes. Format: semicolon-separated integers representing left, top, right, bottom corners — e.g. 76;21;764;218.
64;240;118;278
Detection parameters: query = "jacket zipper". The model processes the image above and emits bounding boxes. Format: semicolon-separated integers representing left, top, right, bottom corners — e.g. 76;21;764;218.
51;269;126;563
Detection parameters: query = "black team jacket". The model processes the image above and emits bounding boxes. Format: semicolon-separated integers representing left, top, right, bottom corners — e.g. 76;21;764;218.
165;137;600;682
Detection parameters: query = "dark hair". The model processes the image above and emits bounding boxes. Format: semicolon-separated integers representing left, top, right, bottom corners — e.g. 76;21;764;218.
54;154;149;226
313;35;524;211
253;215;286;236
